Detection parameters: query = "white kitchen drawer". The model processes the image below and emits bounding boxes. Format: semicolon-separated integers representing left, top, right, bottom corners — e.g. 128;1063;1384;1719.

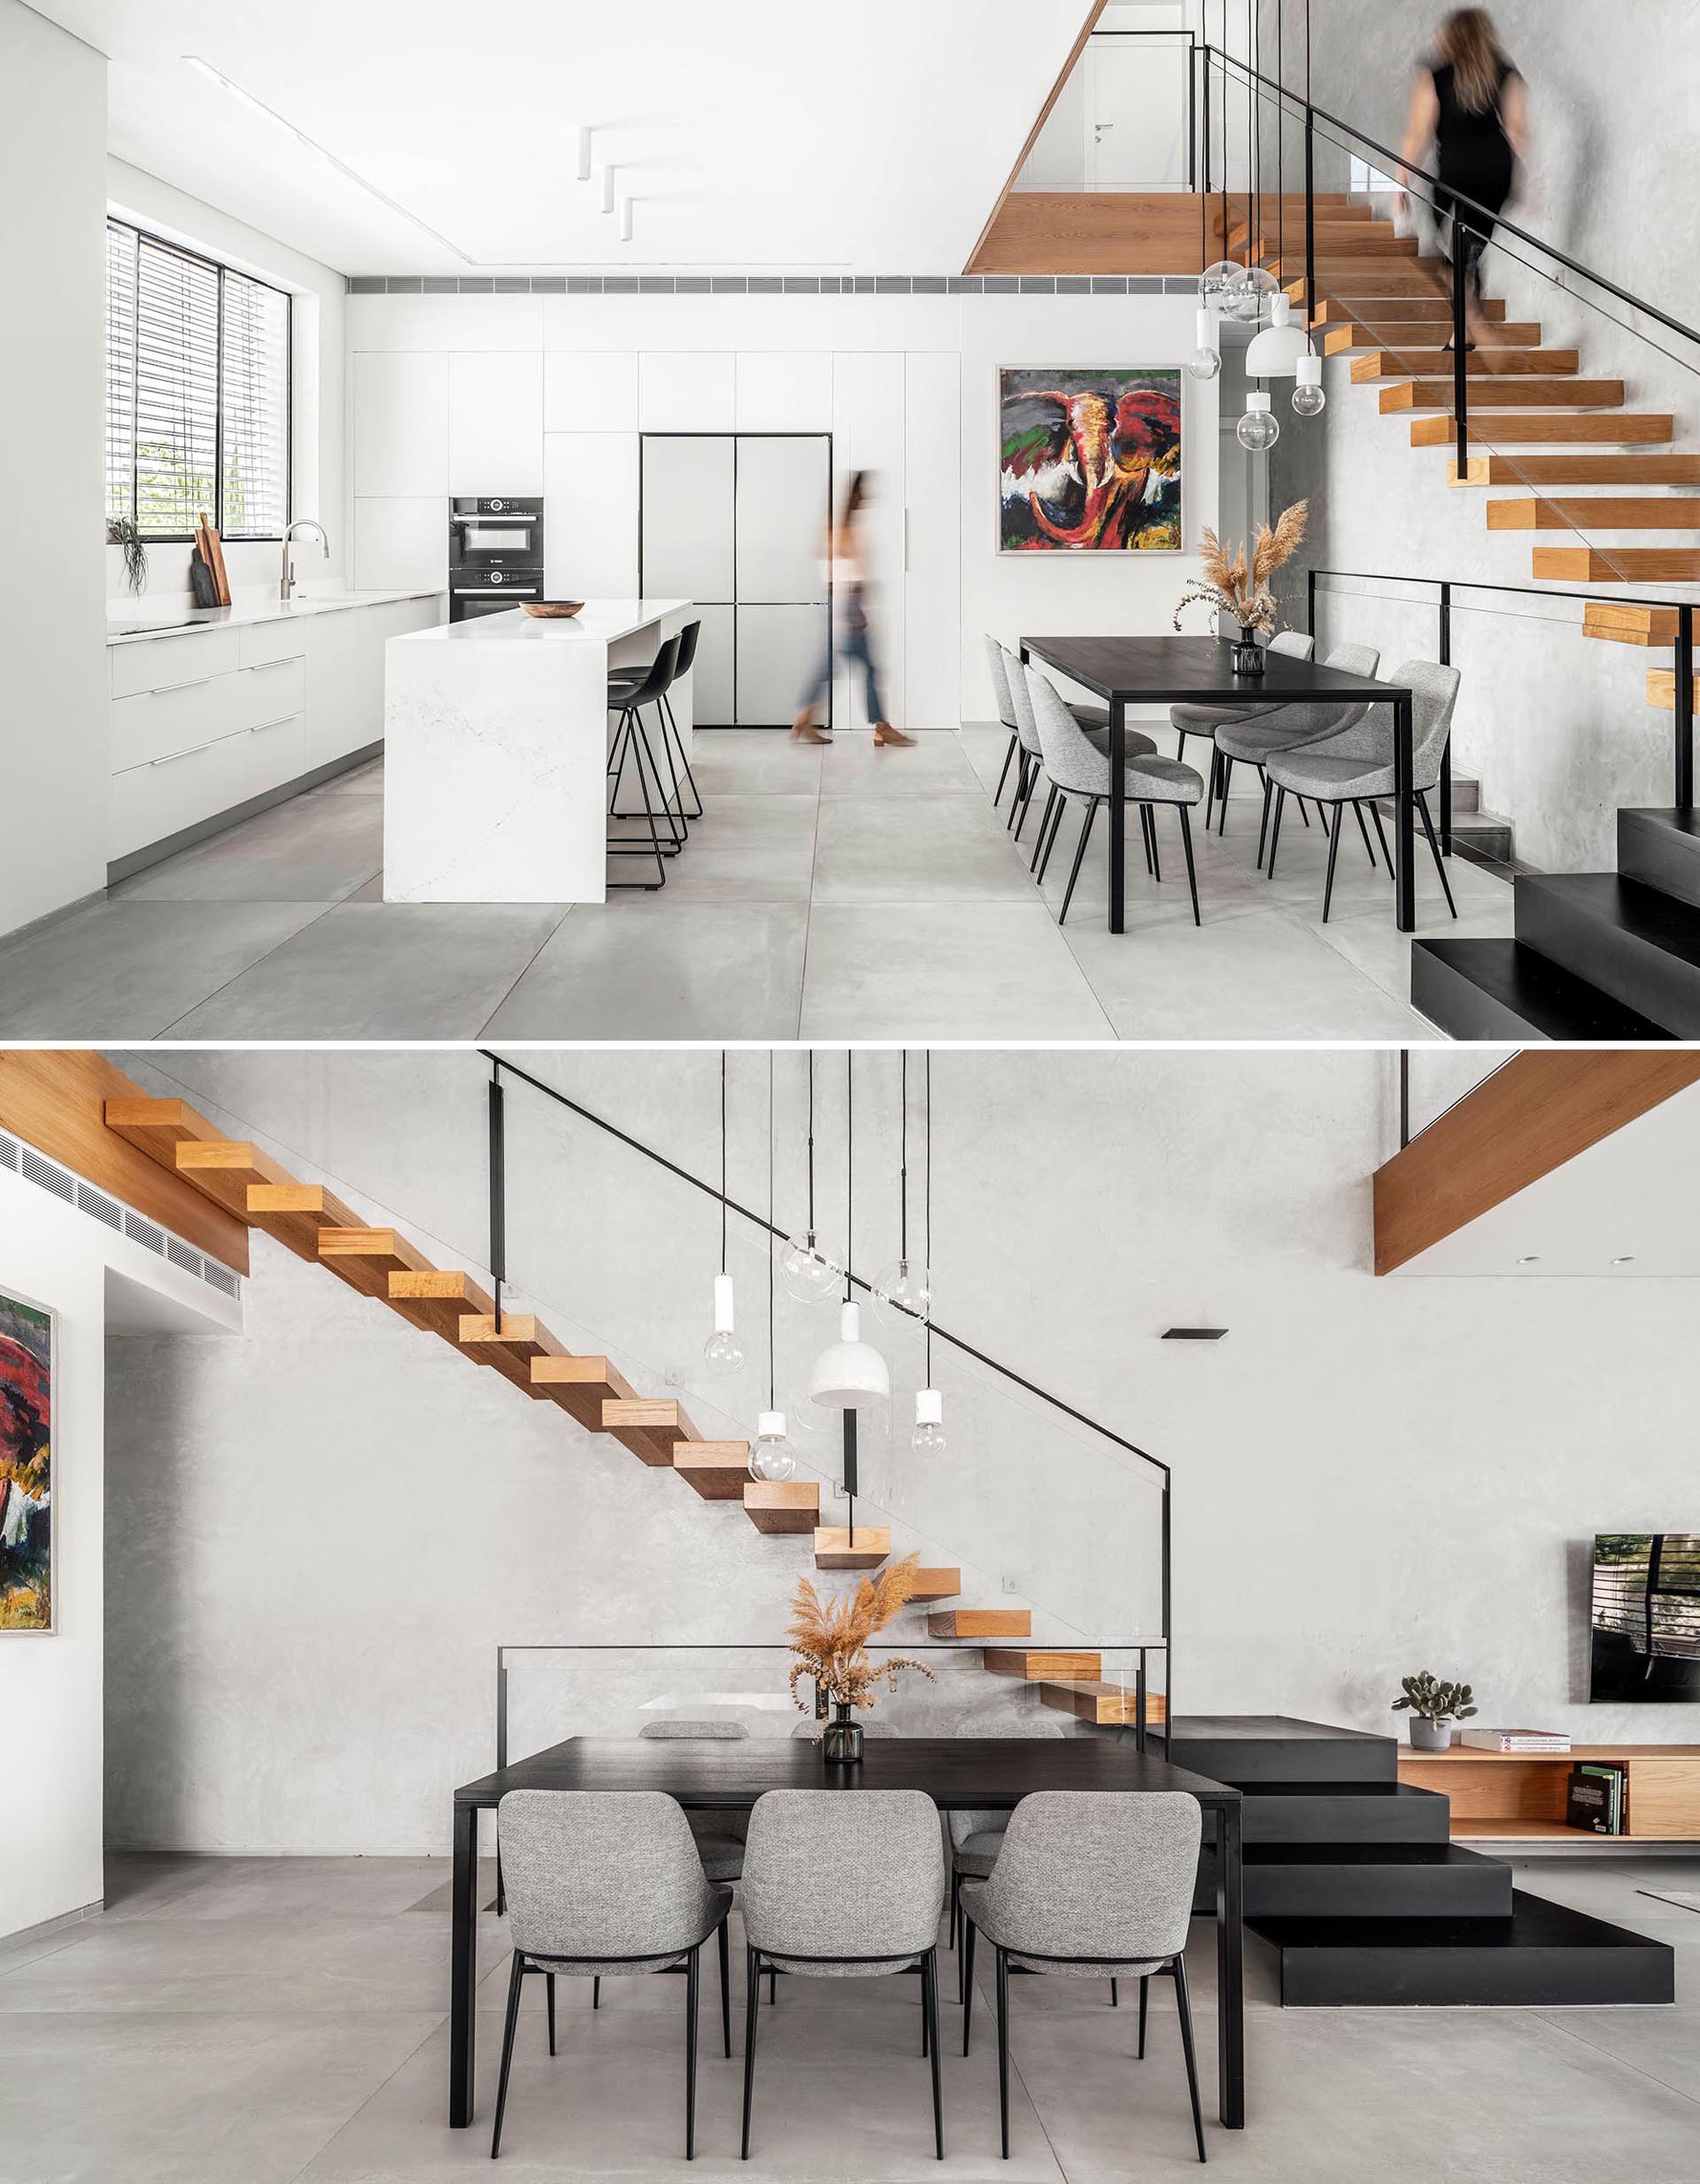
225;713;307;804
239;619;307;669
110;674;243;771
111;736;233;859
110;629;239;700
236;654;305;728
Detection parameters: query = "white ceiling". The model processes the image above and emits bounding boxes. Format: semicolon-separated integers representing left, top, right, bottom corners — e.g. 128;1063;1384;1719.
32;0;1085;275
1394;1081;1700;1279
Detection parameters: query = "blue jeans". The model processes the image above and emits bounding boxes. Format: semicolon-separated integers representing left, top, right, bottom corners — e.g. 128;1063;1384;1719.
800;623;885;726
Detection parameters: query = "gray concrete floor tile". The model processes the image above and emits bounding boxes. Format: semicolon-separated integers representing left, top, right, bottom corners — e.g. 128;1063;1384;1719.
158;903;568;1040
801;903;1115;1041
812;797;1037;906
689;730;824;796
114;792;383;903
816;731;982;799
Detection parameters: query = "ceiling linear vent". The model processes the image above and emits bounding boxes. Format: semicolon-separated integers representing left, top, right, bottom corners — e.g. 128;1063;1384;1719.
1160;1327;1229;1341
0;1127;242;1304
346;271;1197;299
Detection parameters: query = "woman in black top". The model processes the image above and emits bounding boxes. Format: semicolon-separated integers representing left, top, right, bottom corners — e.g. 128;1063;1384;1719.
1397;8;1529;350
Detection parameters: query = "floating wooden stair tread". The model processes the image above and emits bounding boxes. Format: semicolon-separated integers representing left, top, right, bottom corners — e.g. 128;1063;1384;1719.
1411;414;1673;445
456;1313;563;1400
673;1442;753;1499
602;1397;700;1468
744;1482;819;1534
529;1352;638;1428
1352;349;1577;382
1583;602;1681;643
1487;497;1700;531
1532;547;1700;582
1312;294;1506;325
1041;1678;1169;1727
387;1268;498;1346
1323;321;1541;357
243;1182;362;1268
927;1608;1032;1638
104;1096;236;1169
1456;455;1700;486
984;1647;1102;1682
171;1136;295;1220
907;1568;962;1601
814;1526;892;1570
1382;378;1623;414
315;1226;435;1305
1647;670;1700;712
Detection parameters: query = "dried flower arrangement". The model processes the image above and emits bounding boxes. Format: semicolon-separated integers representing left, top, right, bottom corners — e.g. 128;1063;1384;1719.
1173;498;1308;636
786;1550;936;1724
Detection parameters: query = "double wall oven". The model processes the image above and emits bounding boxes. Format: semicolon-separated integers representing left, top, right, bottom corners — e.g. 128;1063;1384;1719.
449;497;545;622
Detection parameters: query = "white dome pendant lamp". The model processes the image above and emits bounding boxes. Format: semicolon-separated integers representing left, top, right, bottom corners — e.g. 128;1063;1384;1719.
1244;292;1310;378
912;1053;945;1457
750;1055;796;1484
703;1053;747;1378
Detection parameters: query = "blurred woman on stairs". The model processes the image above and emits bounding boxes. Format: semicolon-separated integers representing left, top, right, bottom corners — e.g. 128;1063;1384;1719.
1396;7;1530;352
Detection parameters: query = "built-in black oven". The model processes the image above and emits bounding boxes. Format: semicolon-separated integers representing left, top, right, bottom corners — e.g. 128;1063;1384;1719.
449;497;544;622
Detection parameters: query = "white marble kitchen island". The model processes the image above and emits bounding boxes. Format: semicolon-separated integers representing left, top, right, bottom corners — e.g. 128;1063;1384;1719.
382;598;693;903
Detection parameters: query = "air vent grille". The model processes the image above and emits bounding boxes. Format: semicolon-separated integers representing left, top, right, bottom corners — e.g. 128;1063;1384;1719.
0;1127;241;1303
346;272;1195;298
21;1148;73;1202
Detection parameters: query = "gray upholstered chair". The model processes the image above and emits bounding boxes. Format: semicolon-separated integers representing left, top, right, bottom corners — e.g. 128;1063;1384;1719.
791;1715;900;1739
639;1717;750;1885
1263;659;1461;924
994;638;1155;844
944;1718;1065;1964
959;1791;1206;2165
739;1790;947;2160
1214;641;1382;867
1024;668;1205;926
1171;628;1314;830
491;1789;733;2162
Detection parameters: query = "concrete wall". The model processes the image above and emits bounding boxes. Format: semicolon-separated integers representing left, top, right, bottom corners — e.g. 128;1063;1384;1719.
100;1045;1700;1858
0;0;107;939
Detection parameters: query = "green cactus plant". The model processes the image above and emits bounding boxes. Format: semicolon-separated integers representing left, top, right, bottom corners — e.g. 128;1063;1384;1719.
1391;1670;1477;1723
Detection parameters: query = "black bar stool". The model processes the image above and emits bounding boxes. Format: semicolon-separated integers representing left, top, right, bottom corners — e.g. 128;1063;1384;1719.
607;632;684;890
610;621;704;823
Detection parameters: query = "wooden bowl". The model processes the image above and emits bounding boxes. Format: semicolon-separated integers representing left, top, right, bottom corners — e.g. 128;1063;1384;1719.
522;600;584;619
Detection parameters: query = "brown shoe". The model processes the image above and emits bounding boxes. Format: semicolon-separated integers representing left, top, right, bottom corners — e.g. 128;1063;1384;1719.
791;714;833;744
872;721;916;747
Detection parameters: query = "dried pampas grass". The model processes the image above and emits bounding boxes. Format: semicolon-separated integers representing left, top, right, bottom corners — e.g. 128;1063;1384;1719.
787;1550;936;1720
1174;499;1308;636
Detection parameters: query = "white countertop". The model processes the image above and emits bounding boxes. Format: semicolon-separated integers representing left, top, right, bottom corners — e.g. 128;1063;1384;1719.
106;588;444;647
394;599;691;646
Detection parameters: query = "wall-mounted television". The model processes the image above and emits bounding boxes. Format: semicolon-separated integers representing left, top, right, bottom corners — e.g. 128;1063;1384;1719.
1591;1534;1700;1701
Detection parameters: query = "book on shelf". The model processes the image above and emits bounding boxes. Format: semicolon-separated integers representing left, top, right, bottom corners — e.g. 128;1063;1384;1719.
1566;1761;1628;1835
1459;1728;1572;1754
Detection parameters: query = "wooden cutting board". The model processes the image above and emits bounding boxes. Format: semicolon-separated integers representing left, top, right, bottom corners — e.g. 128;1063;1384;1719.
197;508;231;606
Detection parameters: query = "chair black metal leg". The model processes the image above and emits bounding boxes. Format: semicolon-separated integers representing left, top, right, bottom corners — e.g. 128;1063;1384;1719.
717;1917;731;2060
1175;728;1190;765
1138;1973;1149;2060
1321;797;1344;923
638;716;686;851
962;1916;977;2053
1256;773;1274;868
592;1976;600;2010
1296;794;1314;829
1138;801;1153;877
1217;756;1233;835
1148;806;1163;884
1110;1978;1119;2008
1178;806;1201;926
740;1947;761;2160
629;729;675;878
1267;786;1287;879
1015;761;1041;844
1006;752;1028;832
661;693;704;817
1034;792;1066;885
950;1869;961;1954
925;1949;945;2161
1203;747;1217;833
1369;797;1394;879
1031;784;1059;873
684;1944;700;2160
545;1971;555;2056
1172;1957;1208;2164
1058;800;1097;926
996;1947;1011;2161
993;731;1016;809
650;704;691;847
921;1968;929;2056
1418;791;1457;917
1352;797;1376;866
495;1841;505;1918
768;1968;777;2004
491;1953;524;2159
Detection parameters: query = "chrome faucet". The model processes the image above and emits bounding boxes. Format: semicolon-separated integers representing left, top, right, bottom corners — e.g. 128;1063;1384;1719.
281;518;329;601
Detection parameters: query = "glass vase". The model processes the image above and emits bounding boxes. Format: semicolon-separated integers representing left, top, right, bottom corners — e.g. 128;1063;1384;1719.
821;1700;863;1763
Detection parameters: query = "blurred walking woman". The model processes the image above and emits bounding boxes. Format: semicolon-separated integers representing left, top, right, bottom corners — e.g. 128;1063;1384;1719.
1397;8;1528;350
791;471;912;747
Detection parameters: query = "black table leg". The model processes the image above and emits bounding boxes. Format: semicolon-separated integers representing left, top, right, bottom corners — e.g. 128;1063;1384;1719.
1394;693;1415;933
450;1801;479;2127
1109;696;1126;933
1216;1797;1245;2129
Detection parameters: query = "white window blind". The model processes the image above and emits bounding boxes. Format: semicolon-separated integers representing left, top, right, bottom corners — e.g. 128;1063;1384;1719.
104;219;291;540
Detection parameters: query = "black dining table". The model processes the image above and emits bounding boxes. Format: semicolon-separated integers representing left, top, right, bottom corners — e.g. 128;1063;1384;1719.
1020;635;1417;934
449;1735;1245;2133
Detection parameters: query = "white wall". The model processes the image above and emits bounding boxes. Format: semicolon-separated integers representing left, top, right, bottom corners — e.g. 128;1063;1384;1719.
346;290;1220;726
98;1045;1700;1858
105;159;349;608
0;1164;239;1941
0;0;107;939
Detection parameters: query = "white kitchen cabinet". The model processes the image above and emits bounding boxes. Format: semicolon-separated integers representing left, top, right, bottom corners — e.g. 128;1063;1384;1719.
544;350;638;432
449;352;545;494
353;352;449;497
638;352;736;431
543;431;640;600
903;352;962;730
110;675;243;772
304;598;439;771
355;499;447;592
736;352;833;432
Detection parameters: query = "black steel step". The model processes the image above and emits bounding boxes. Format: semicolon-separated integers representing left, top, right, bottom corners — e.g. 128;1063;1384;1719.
1515;872;1700;1034
1411;935;1669;1040
1206;1843;1513;1921
1250;1888;1675;2006
1162;1715;1397;1786
1234;1781;1454;1846
1619;807;1700;910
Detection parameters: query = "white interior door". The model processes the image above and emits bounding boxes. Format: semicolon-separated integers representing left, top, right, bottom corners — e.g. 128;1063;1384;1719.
737;604;829;727
735;438;828;604
1085;41;1188;190
640;437;735;603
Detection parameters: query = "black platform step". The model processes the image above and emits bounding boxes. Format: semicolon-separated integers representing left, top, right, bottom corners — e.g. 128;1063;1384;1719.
1163;1715;1397;1786
1410;935;1669;1040
1619;807;1700;910
1250;1888;1675;2007
1204;1843;1512;1922
1516;872;1700;1034
1230;1781;1453;1846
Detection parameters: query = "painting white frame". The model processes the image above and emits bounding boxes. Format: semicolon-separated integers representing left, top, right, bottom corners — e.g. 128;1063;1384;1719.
996;364;1186;557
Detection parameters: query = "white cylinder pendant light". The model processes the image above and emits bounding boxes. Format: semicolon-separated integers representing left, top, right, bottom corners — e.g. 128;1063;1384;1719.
618;197;633;244
599;165;616;214
808;1301;890;1410
1185;307;1222;382
1245;293;1310;379
576;127;593;183
704;1271;746;1377
912;1385;946;1456
1236;390;1281;453
750;1409;797;1483
1292;352;1326;416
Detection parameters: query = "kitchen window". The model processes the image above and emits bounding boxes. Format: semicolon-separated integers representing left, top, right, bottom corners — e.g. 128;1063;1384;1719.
105;219;291;541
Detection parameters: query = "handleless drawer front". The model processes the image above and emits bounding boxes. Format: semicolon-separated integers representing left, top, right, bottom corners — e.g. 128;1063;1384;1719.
239;619;309;670
110;628;240;699
237;654;306;729
111;675;244;771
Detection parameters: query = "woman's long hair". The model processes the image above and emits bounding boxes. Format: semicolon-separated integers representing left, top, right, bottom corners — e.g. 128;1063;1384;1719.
1438;8;1503;113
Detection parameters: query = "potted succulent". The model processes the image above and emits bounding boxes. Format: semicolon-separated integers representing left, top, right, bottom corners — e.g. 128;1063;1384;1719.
107;515;148;598
1392;1670;1477;1752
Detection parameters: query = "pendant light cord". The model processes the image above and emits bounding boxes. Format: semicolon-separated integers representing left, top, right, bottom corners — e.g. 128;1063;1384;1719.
718;1049;728;1274
806;1049;815;1235
768;1052;776;1412
845;1050;854;1304
899;1049;908;1262
924;1051;932;1385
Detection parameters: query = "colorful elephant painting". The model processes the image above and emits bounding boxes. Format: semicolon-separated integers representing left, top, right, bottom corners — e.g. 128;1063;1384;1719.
1;1294;53;1632
1000;368;1183;553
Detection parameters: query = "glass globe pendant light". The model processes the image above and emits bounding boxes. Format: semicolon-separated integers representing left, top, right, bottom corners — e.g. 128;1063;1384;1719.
1236;391;1281;453
751;1055;796;1483
703;1054;747;1378
1292;352;1327;417
780;1050;841;1302
1200;259;1242;308
1229;263;1279;323
871;1052;931;1328
1185;307;1222;383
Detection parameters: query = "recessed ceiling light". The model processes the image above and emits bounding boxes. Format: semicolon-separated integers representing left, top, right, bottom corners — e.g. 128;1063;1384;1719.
182;55;475;263
1516;1255;1542;1266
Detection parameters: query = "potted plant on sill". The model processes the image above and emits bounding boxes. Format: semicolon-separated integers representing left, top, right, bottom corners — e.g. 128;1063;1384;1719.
107;515;148;598
1392;1670;1477;1752
1173;499;1308;675
787;1550;934;1762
